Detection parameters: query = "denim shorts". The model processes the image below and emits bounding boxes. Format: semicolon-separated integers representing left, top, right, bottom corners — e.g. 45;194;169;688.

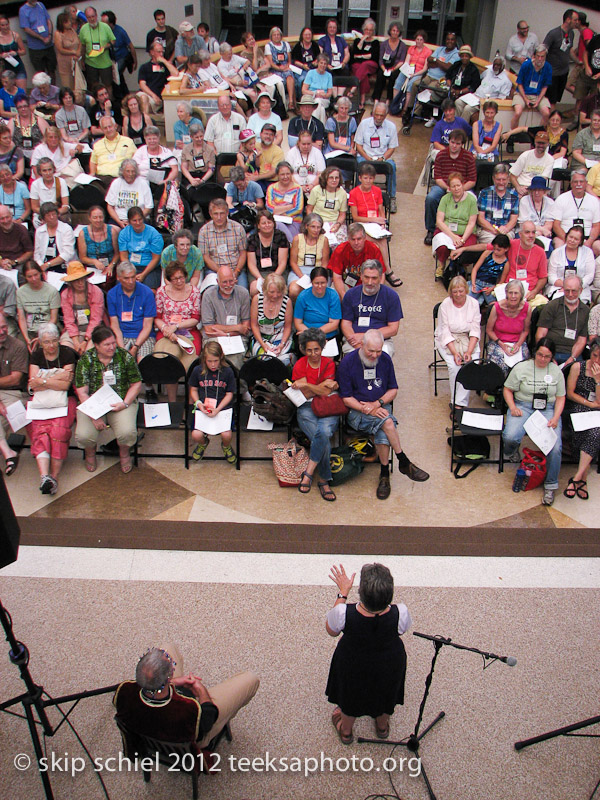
347;404;397;445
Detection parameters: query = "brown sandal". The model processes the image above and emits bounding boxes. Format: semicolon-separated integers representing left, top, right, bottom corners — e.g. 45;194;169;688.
331;707;353;745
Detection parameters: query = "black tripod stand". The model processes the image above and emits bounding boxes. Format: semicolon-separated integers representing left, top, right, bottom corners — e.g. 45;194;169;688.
358;631;517;800
515;715;600;800
0;599;118;800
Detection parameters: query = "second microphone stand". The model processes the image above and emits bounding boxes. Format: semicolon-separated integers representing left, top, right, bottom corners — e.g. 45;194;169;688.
358;631;516;800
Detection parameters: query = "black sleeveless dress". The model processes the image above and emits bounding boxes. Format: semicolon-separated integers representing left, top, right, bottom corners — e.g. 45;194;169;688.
326;603;407;718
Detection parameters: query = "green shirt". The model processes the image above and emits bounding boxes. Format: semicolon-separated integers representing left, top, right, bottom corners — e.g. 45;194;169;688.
504;359;565;405
160;244;204;281
75;346;142;400
438;191;477;236
79;22;115;69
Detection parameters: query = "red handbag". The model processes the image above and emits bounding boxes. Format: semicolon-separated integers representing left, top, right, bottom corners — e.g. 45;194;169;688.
520;448;547;491
311;393;348;418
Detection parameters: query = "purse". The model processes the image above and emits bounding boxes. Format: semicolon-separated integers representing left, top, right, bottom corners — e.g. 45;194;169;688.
268;438;309;487
520;447;547;491
29;389;68;409
312;393;348;418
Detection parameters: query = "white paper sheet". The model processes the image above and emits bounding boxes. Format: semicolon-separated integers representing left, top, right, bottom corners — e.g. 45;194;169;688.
44;271;66;291
78;143;92;153
77;383;122;419
570;410;600;432
247;408;274;430
585;159;598;169
493;280;528;302
399;62;415;78
461;410;503;431
6;400;27;432
325;149;346;159
273;214;293;225
202;87;220;94
176;336;195;354
431;232;454;251
503;347;523;368
74;172;100;185
217;335;245;355
87;267;107;285
144;403;171;427
523;409;558;456
283;385;308;407
536;235;551;251
362;222;392;239
0;268;19;286
322;338;339;358
289;65;303;75
234;90;247;100
194;407;233;434
26;404;68;420
260;74;283;86
295;274;312;290
416;89;431;103
199;272;218;293
460;93;480;107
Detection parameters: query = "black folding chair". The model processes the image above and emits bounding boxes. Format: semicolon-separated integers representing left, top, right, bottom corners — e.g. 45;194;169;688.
184;182;227;226
214;152;238;186
430;302;449;396
325;154;358;189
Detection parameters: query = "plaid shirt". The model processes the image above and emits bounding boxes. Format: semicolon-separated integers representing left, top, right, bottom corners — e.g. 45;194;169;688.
75;347;142;400
197;220;247;271
477;187;520;227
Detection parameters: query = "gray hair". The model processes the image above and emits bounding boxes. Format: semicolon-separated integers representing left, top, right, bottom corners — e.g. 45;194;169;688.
117;261;136;277
589;336;600;354
172;228;193;245
189;122;204;136
39;201;57;219
363;328;384;347
32;71;51;87
135;648;174;691
219;42;232;55
335;96;351;112
564;273;583;289
534;44;548;55
118;158;138;178
269;26;282;39
358;563;394;613
362;17;376;32
493;55;506;70
361;259;383;276
506;279;525;300
301;212;324;234
372;101;387;115
1;70;15;80
143;125;160;138
36;156;55;172
571;167;588;179
0;164;13;177
176;101;192;114
229;166;246;183
493;163;510;176
298;327;326;352
348;222;366;238
38;322;59;341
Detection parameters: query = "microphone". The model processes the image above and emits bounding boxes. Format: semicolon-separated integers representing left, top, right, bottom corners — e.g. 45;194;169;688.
486;652;517;666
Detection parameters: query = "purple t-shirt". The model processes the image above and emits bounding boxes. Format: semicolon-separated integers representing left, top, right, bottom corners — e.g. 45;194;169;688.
430;116;471;145
337;348;397;403
341;284;403;333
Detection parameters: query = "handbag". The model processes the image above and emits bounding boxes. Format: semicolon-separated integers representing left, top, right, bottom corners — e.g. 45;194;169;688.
448;434;490;478
29;389;68;409
312;393;348;418
268;439;309;487
520;447;546;491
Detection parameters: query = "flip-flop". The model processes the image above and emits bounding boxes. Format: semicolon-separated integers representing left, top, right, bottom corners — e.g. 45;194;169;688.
331;708;353;745
85;454;97;473
575;480;589;500
120;457;133;474
563;477;577;499
375;721;390;739
5;453;19;475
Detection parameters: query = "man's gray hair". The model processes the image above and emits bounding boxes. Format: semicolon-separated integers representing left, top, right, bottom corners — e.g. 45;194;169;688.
117;261;136;277
564;273;583;289
571;167;588;179
493;163;510;176
361;259;383;275
118;158;138;178
363;329;384;347
534;44;548;55
372;101;387;115
136;648;174;691
219;42;233;54
348;222;366;238
38;322;59;341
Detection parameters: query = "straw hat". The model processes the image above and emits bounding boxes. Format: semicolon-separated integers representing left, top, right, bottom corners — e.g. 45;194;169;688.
61;261;94;282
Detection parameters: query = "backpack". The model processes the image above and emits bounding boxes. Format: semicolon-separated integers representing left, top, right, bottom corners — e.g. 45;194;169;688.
442;257;466;290
251;379;295;425
329;445;365;486
448;435;490;478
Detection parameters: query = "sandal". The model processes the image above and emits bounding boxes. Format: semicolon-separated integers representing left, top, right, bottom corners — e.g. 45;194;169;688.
385;271;403;288
5;453;19;476
318;481;336;502
120;456;133;474
331;707;353;745
563;477;577;499
85;453;97;473
298;471;313;494
575;480;589;500
375;721;390;739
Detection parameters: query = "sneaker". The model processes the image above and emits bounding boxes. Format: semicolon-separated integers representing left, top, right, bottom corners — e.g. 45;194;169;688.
192;438;209;461
542;489;555;506
435;264;444;279
222;443;237;464
424;231;434;246
389;197;397;214
40;475;53;494
376;475;391;500
145;388;159;403
424;118;436;128
507;450;521;464
48;476;58;495
398;461;430;482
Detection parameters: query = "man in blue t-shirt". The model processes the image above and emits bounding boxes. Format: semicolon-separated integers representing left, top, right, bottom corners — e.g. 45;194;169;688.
511;45;553;128
101;11;137;98
337;329;429;499
107;261;156;367
340;260;403;356
430;99;471;151
19;0;56;78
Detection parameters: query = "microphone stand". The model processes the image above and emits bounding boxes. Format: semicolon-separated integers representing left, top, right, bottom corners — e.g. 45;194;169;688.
0;599;118;800
358;631;516;800
515;715;600;800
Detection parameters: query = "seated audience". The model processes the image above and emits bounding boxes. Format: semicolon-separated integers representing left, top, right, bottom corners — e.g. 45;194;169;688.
247;92;283;145
410;31;459;126
265;161;304;242
217;42;258;105
510;45;552;128
77;205;119;285
33;201;76;271
89;116;136;182
301;55;333;124
446;45;480;122
293;327;339;501
476;163;519;243
517;176;555;240
372;22;406;104
430;99;471;153
75;324;142;474
502;337;565;506
178;52;205;94
105;159;153;228
249;124;284;190
117;207;163;290
60;260;106;354
17;260;60;351
0;164;29;225
240;31;269;81
306;166;347;248
293;265;341;340
201;265;251;370
536;274;589;366
572;108;600;167
0;310;27;474
471;56;512;107
0;123;23;180
289;213;330;300
354;102;398;212
291;27;321;98
330;222;384;298
0;69;26;118
288;95;325;148
485;278;531;375
0;14;27;91
197;198;248;288
552;170;600;254
107;261;156;367
31;125;82;183
509;131;554;197
197;22;219;55
226;165;264;210
499;221;548;301
27;320;76;496
204;95;246;156
160;229;204;286
88;83;122;138
180;123;215;189
348;163;394;277
173;101;196;150
324;96;357;155
434;173;478;278
349;18;379;111
318;18;350;83
471;101;502;163
250;272;292;363
174;21;207;70
133;125;178;188
287;130;325;198
547;226;595;303
341;260;402;356
0;204;32;269
504;108;567;163
137;41;178;115
468;233;511;306
247;209;288;295
395;29;431;121
8;94;47;161
434;275;481;414
30;70;59;113
563;337;600;500
237;128;260;172
338;329;429;499
55;87;90;144
264;26;295;111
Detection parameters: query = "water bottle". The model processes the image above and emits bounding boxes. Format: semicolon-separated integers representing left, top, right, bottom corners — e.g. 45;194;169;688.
512;468;527;492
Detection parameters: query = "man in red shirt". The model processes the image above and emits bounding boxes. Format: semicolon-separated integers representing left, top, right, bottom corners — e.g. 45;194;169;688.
499;220;547;300
424;129;476;245
329;222;385;298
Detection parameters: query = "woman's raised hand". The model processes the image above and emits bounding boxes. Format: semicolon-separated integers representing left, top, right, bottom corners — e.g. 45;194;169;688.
329;564;355;595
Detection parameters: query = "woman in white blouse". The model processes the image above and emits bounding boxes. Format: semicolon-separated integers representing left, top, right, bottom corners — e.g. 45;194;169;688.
546;225;596;303
434;275;481;414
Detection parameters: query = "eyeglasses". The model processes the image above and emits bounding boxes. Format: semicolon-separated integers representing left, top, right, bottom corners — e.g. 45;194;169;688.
518;26;529;32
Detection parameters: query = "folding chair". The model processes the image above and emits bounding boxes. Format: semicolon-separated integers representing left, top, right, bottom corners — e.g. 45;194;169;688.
133;352;190;468
332;76;361;118
325;154;358;190
449;359;506;476
365;159;393;197
214;152;238;186
430;302;449;396
184;182;227;226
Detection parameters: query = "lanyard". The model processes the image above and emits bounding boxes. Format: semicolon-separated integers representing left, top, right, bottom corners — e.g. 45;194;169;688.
204;369;220;405
516;244;532;274
572;192;585;213
258;235;274;263
120;287;137;317
563;299;579;332
360;286;380;311
533;364;550;397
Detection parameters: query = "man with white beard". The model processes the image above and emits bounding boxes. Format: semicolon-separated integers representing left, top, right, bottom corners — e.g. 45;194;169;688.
340;260;402;356
337;329;429;499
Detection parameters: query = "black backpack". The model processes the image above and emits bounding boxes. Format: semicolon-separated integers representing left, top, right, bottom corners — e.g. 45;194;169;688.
251;379;295;425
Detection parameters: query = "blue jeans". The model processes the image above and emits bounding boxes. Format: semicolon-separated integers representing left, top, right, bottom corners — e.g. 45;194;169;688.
294;70;308;98
468;280;496;306
296;402;339;482
357;155;396;198
424;185;445;233
502;400;562;490
236;269;248;290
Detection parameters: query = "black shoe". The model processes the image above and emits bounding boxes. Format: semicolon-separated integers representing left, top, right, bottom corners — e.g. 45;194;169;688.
424;231;434;246
398;461;430;482
376;475;391;500
145;388;159;403
506;140;514;154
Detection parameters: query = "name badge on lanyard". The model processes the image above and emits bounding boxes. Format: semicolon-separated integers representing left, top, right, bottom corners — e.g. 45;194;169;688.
225;314;237;325
516;268;527;280
363;368;376;380
304;253;316;267
344;274;358;287
358;316;370;327
529;80;538;90
76;309;89;327
193;155;205;169
121;311;133;322
324;198;336;210
217;243;228;255
560;38;570;52
532;392;547;410
103;369;116;386
564;327;577;340
67;121;79;133
370;135;380;148
260;257;272;268
493;208;504;219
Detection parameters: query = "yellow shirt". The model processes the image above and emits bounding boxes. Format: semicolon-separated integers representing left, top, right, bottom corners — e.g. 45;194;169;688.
257;143;284;175
91;135;137;177
587;162;600;197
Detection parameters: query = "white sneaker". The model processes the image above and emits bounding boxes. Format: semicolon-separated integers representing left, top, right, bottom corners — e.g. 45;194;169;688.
424;118;436;128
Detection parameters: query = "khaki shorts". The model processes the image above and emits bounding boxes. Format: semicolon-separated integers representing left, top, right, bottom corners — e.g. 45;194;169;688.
512;94;551;111
137;90;162;114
